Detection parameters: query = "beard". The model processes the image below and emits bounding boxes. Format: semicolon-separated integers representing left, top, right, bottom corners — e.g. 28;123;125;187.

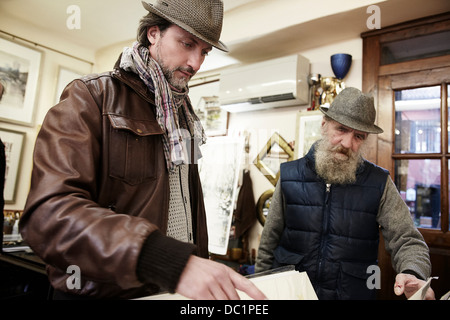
154;43;195;91
314;136;364;185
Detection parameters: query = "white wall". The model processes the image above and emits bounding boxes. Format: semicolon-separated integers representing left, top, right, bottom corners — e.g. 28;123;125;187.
94;40;134;73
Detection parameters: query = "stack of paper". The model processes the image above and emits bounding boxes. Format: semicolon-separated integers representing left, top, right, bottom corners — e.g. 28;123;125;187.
138;267;318;300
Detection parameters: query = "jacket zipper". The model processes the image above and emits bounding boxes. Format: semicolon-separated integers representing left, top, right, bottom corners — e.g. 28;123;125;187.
317;184;332;292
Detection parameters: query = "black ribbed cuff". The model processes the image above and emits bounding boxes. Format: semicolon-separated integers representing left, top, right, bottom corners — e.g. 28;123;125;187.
401;269;425;280
137;230;196;293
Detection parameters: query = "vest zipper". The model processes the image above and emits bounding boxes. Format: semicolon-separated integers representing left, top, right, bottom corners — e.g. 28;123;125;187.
317;183;332;292
325;184;331;203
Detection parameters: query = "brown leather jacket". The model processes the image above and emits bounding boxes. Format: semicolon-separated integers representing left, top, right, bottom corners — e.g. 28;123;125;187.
20;63;208;299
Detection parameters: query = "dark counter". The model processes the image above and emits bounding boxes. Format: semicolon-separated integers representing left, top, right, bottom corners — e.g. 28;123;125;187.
0;250;51;300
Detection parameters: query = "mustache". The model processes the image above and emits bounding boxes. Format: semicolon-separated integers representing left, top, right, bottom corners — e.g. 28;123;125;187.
175;66;196;77
331;145;351;158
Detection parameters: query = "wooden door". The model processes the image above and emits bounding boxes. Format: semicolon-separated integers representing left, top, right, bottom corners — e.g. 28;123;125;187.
376;70;450;300
362;13;450;299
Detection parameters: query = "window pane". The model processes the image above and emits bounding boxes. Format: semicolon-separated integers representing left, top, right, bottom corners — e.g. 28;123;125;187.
394;86;441;154
381;30;450;65
394;159;441;229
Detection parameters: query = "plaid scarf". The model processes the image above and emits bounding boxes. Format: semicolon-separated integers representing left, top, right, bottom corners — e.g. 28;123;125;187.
120;42;206;171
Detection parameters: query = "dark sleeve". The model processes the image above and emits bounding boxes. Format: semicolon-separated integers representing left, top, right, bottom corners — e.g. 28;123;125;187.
136;230;196;293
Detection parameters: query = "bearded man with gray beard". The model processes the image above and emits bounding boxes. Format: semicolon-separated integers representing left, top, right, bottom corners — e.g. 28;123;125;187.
255;87;434;300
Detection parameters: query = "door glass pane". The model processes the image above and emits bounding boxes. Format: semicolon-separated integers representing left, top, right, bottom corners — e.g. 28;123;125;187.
394;86;441;154
394;159;441;229
381;30;450;65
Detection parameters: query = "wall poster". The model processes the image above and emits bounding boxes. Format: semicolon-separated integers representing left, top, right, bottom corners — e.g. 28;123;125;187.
0;128;25;203
198;136;244;255
0;37;42;126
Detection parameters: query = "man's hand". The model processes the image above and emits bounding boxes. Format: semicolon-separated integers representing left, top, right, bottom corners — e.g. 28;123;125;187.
176;255;267;300
394;273;435;300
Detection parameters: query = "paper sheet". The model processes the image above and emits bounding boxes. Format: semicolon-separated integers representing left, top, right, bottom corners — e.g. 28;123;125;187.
440;290;450;300
238;270;317;300
138;268;318;300
408;277;438;300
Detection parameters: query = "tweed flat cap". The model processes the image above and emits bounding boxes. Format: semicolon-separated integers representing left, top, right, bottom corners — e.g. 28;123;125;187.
142;0;228;52
320;87;383;134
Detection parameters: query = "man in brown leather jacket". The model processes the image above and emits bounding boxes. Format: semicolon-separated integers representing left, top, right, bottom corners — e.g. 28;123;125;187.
20;0;265;300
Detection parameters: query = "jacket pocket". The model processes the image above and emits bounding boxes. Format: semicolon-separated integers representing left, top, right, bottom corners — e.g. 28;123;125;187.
337;261;376;300
273;246;305;268
108;114;164;185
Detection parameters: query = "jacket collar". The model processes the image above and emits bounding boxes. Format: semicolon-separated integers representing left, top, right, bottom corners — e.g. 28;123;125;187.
112;54;155;105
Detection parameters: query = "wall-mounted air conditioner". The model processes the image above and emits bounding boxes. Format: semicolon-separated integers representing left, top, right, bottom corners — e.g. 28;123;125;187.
219;54;310;113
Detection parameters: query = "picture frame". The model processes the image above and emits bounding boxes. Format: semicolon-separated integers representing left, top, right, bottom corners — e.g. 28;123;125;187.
294;110;323;159
0;128;26;203
54;66;84;104
0;37;42;126
254;132;294;186
189;80;229;136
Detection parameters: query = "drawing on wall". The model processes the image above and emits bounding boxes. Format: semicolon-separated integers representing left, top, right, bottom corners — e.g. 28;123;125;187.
295;110;323;159
0;128;25;203
189;80;228;136
198;136;244;255
0;37;42;126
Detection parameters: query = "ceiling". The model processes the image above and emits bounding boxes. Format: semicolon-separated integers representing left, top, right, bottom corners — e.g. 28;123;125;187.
1;0;449;70
0;0;257;51
223;0;450;63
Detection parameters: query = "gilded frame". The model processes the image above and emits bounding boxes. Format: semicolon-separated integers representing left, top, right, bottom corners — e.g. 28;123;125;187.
256;189;274;226
254;132;294;186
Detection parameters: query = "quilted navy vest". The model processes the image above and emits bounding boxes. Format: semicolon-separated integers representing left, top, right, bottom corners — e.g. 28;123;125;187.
273;145;389;300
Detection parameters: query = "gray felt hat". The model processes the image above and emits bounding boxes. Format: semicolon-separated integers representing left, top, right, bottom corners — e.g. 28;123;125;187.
142;0;228;52
320;87;383;134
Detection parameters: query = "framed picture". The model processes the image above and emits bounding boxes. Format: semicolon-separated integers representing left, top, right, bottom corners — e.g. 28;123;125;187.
189;80;229;136
294;110;323;159
0;128;25;203
254;132;294;186
0;37;42;126
198;136;244;255
54;66;84;104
